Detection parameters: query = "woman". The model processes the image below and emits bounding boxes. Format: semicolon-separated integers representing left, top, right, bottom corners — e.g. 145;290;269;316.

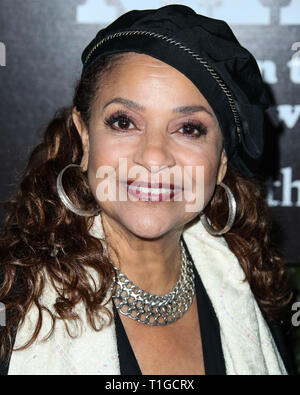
0;5;294;375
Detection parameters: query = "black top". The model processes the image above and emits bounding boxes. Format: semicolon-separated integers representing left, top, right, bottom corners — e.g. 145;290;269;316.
113;236;296;375
113;236;226;375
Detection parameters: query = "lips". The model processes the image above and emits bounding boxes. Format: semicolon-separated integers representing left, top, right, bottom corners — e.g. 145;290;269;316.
124;180;182;202
127;180;178;189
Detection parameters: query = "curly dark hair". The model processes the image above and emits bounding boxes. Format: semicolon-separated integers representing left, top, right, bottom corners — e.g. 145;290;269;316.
0;52;293;363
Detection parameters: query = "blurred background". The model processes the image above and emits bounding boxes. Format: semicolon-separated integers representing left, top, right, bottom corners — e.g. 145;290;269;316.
0;0;299;373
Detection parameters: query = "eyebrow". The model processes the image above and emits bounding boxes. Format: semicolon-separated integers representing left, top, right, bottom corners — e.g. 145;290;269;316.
103;97;144;111
103;97;214;117
173;105;213;117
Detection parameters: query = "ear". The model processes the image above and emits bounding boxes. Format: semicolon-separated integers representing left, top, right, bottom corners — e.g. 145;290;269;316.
72;107;89;172
216;148;228;185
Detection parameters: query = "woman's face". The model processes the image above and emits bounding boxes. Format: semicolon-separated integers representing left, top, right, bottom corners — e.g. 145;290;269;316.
73;52;227;239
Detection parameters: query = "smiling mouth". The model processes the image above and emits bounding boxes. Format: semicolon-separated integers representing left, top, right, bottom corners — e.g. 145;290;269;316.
124;180;183;202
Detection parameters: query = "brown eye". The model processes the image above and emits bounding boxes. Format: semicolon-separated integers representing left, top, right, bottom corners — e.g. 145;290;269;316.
119;116;134;130
178;121;207;138
104;111;135;131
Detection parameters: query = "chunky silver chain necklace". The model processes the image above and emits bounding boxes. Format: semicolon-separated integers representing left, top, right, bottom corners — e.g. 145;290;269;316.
111;240;195;326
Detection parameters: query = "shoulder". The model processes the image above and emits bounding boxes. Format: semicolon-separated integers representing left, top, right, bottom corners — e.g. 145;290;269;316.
1;266;116;375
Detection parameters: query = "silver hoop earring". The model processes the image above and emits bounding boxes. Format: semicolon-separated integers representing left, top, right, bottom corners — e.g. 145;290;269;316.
200;182;236;236
56;163;101;217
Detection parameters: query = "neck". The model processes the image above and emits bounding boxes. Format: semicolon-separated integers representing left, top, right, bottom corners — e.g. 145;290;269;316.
101;212;183;295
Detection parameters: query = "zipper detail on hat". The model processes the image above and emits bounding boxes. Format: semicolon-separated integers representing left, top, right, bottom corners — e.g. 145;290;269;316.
84;30;242;143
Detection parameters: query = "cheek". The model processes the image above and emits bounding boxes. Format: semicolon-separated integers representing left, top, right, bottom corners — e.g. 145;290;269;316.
86;133;133;201
185;145;221;204
85;138;115;197
202;166;218;203
87;133;126;175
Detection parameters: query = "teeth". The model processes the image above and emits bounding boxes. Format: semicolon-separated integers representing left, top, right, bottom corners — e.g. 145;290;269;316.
128;185;173;194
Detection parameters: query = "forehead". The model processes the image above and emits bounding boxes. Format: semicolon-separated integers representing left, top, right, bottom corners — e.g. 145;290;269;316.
104;52;194;84
98;52;215;111
109;51;177;69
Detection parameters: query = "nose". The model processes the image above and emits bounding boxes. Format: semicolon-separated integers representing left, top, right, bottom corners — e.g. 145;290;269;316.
132;129;176;173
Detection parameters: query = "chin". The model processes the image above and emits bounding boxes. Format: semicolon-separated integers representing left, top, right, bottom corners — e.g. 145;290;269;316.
119;213;174;240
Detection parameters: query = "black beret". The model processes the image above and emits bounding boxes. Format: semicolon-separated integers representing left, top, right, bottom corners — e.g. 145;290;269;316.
81;4;270;178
